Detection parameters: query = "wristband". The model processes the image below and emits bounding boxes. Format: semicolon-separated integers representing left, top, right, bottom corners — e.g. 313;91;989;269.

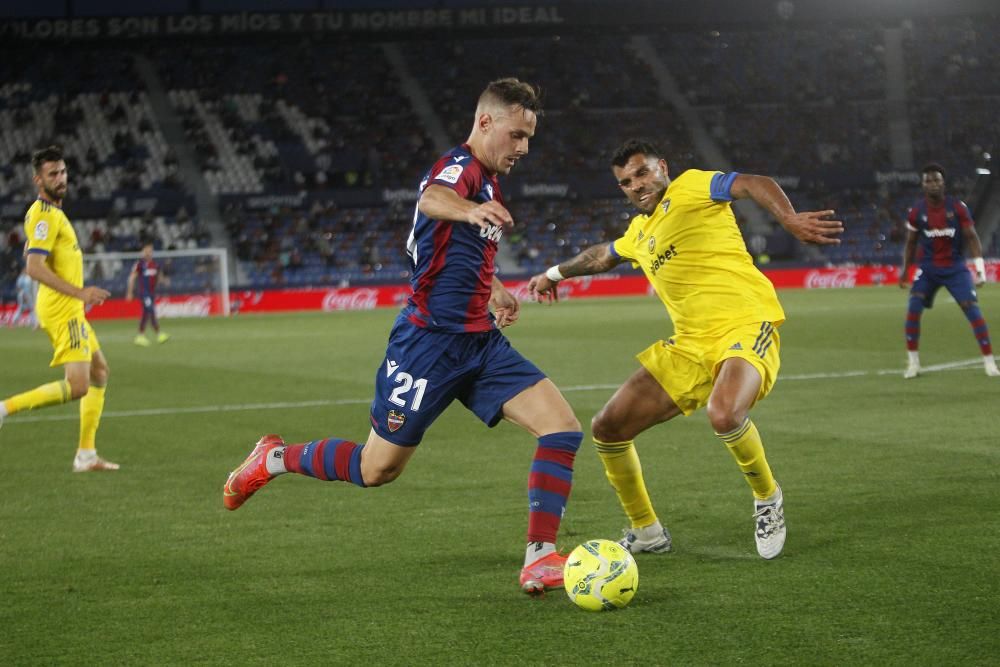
974;257;986;276
545;265;565;282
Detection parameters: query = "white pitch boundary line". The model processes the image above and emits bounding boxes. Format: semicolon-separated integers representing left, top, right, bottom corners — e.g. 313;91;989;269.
5;358;987;424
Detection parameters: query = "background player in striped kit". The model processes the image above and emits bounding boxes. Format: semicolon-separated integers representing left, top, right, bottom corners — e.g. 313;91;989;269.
898;163;999;378
126;242;170;346
223;79;582;595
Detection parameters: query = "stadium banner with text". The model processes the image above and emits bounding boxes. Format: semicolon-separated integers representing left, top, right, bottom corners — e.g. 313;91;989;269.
4;263;996;323
2;1;991;40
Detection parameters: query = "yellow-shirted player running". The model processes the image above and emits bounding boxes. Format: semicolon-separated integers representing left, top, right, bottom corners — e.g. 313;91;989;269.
0;145;118;472
528;139;843;559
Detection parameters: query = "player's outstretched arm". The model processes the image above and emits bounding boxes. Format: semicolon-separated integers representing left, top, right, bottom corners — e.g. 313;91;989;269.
126;270;136;300
418;184;513;230
527;243;623;303
25;253;109;306
730;174;843;245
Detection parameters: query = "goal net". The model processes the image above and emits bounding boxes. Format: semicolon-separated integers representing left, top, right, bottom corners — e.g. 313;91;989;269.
83;247;231;317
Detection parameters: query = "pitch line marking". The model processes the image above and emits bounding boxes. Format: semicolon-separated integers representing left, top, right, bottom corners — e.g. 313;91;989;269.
6;358;987;424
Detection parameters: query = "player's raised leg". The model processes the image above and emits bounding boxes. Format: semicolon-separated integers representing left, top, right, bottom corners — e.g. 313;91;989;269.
707;357;783;559
502;378;583;595
223;428;415;510
591;366;680;555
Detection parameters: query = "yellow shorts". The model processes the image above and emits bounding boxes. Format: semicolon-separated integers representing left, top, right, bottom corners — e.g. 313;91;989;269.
636;321;781;416
42;314;101;367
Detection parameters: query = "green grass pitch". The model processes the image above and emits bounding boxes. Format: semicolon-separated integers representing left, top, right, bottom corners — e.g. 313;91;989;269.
1;286;998;665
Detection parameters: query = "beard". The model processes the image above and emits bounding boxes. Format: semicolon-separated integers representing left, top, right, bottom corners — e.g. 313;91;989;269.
43;184;66;202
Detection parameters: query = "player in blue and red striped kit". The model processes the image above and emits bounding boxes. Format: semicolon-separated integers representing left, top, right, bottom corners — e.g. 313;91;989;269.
222;79;583;595
899;163;999;378
126;243;170;346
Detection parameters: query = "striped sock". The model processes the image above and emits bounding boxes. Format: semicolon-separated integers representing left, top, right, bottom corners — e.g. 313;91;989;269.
963;305;993;356
716;417;777;500
526;431;582;544
282;438;366;487
3;380;72;415
79;385;106;450
594;438;658;529
905;296;924;351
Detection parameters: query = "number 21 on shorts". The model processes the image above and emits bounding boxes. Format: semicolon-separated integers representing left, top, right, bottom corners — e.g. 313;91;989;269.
385;359;428;411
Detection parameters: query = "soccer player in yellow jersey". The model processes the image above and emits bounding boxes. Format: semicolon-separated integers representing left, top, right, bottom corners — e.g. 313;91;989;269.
0;146;118;472
528;139;843;559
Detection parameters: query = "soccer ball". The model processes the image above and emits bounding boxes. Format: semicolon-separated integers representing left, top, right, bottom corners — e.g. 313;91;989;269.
563;539;639;611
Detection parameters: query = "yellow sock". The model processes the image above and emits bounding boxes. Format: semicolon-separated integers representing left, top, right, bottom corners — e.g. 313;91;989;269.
594;439;658;528
3;380;72;415
79;385;106;451
717;418;777;500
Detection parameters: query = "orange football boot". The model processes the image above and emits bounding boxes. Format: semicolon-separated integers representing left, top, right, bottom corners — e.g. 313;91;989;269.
223;434;285;510
519;551;567;596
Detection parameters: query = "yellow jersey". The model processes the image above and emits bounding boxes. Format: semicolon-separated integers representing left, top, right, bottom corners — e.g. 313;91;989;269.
23;198;84;324
611;169;785;337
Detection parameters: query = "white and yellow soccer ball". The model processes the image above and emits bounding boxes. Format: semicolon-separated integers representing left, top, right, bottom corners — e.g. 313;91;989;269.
563;539;639;611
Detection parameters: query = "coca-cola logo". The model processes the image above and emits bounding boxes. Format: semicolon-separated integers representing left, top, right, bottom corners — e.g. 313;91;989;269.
322;289;379;311
804;269;857;289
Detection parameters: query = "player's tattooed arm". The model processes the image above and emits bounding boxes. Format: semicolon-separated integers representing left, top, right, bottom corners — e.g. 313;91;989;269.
558;243;623;278
527;243;622;303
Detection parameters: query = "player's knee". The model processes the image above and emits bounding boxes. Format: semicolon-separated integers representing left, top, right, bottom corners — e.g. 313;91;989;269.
591;410;627;443
91;364;109;386
706;400;745;435
67;377;90;400
360;464;403;488
959;300;978;312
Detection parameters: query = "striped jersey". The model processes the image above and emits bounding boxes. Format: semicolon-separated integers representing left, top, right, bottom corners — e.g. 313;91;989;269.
906;196;974;269
403;144;503;333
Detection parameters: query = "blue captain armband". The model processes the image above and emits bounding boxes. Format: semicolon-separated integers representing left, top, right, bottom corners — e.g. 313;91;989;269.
710;171;740;201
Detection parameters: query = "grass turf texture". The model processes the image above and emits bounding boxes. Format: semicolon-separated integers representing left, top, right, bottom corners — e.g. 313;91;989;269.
1;286;998;665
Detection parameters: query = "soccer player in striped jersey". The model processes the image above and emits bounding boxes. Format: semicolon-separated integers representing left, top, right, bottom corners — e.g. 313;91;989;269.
223;79;583;595
898;163;998;378
126;242;170;346
0;146;118;472
528;139;843;559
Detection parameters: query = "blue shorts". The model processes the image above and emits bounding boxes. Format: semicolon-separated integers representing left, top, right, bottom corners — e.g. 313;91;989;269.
911;264;977;308
369;314;547;446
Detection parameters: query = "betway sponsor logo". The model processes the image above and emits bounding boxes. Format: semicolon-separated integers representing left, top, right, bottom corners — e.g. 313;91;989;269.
804;269;857;289
157;296;212;317
322;288;379;311
521;183;570;197
382;188;419;203
875;170;920;185
923;227;956;238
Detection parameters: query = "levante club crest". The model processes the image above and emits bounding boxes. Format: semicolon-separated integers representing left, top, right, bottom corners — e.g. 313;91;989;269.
387;410;406;432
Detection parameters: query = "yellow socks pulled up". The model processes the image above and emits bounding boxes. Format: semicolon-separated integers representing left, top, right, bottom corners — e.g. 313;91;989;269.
78;385;106;451
3;380;72;415
716;417;777;500
594;439;658;529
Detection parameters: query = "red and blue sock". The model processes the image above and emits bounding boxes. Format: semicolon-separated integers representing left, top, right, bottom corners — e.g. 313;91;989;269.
963;304;993;356
905;296;924;351
526;431;582;544
282;438;366;487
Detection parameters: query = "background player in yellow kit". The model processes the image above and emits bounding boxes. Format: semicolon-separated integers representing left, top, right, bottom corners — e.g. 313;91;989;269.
528;139;843;559
0;146;118;472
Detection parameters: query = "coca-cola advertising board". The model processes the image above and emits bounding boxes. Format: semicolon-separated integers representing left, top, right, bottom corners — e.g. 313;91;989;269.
3;262;996;322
